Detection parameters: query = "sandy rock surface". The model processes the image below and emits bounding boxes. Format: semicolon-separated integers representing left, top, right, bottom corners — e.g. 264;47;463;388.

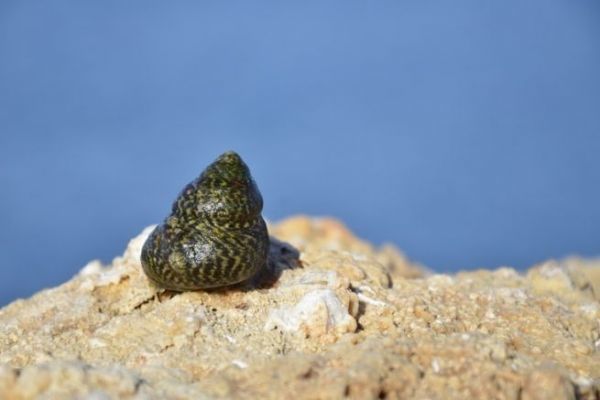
0;216;598;399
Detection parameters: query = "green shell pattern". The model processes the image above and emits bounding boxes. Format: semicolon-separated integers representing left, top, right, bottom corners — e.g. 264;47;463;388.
140;151;269;290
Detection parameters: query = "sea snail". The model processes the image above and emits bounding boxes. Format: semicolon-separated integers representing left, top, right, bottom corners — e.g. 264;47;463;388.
141;151;269;290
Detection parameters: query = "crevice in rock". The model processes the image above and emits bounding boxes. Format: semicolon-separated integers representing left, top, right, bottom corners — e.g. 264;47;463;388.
132;290;179;311
343;384;350;397
134;377;147;395
132;295;157;311
377;387;388;399
159;343;175;354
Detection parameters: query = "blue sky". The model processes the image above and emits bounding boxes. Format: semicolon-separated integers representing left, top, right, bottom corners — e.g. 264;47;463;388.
1;1;599;305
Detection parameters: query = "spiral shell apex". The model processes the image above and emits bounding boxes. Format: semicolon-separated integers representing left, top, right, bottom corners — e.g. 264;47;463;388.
140;151;269;290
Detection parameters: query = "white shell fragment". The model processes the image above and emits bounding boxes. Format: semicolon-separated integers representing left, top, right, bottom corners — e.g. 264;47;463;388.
265;289;357;338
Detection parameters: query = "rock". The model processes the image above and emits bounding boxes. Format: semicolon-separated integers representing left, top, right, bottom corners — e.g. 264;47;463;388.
0;216;598;399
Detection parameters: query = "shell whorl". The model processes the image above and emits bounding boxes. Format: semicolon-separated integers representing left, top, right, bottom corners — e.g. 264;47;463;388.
140;151;269;290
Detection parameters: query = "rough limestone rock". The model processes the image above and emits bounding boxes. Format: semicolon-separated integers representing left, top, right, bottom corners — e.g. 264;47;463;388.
0;216;598;399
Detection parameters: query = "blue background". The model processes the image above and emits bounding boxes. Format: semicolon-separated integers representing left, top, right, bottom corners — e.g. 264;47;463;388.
1;1;599;306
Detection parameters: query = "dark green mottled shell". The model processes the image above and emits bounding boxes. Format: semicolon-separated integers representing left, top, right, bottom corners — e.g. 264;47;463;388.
140;151;269;290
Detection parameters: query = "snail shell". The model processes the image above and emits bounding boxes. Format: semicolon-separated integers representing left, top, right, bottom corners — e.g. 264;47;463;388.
140;151;269;290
